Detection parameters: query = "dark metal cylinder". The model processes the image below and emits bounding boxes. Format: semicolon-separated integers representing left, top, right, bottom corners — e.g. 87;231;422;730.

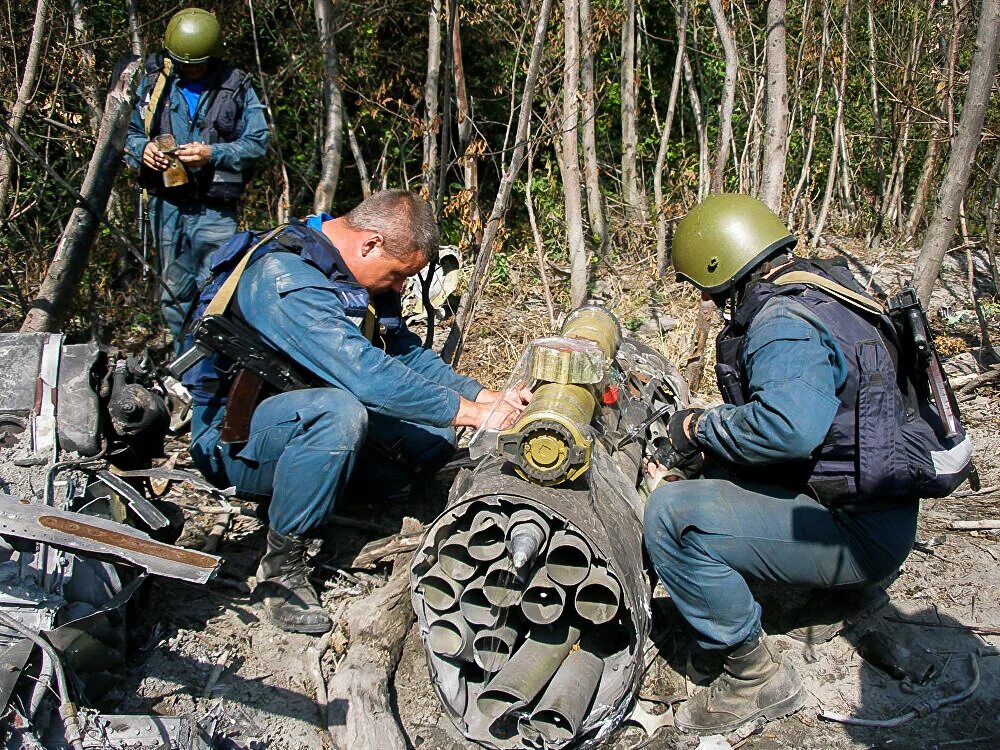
529;648;604;743
545;528;592;586
520;567;565;625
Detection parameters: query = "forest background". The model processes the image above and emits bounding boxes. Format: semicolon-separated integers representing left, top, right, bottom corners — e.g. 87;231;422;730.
0;0;998;388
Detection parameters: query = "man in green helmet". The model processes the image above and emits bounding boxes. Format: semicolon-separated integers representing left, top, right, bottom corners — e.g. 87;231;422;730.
125;8;269;347
642;194;925;734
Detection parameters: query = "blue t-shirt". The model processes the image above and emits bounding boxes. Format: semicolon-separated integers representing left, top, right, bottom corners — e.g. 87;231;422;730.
177;78;207;119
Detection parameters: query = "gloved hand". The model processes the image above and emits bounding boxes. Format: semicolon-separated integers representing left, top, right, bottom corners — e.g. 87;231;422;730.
649;407;705;478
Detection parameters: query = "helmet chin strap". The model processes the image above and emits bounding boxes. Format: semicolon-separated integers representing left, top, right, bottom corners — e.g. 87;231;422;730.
714;249;795;319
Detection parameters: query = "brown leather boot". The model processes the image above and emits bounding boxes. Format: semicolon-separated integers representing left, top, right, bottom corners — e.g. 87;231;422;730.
255;527;331;634
675;635;806;734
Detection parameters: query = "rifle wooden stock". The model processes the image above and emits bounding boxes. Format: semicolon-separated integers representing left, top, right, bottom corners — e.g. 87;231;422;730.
219;369;265;445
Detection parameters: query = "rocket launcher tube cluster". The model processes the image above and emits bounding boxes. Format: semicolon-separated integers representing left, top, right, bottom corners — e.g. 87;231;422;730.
412;305;685;749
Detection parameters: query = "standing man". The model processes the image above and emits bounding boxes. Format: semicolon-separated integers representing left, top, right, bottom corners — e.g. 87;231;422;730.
642;194;947;734
182;190;526;634
125;8;269;346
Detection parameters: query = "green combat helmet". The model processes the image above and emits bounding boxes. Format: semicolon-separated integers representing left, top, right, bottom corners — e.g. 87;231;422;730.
672;194;795;293
164;8;222;64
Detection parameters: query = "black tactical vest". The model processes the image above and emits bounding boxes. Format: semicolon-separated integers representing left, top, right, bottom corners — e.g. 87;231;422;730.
139;54;252;204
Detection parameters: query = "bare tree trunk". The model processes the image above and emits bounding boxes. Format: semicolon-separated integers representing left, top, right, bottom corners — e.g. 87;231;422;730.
655;0;688;275
451;5;481;244
620;0;647;221
579;0;607;253
913;0;1000;307
247;0;289;222
682;49;709;200
313;0;345;213
985;148;1000;294
20;59;142;333
422;0;443;199
905;2;960;241
0;0;48;222
811;0;851;247
442;0;554;365
865;1;883;217
127;0;143;56
563;0;588;306
526;125;556;327
787;6;829;227
69;0;102;130
706;0;737;193
759;0;788;211
347;122;371;199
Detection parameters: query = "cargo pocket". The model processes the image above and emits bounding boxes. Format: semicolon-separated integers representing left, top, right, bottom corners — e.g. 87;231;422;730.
856;340;908;499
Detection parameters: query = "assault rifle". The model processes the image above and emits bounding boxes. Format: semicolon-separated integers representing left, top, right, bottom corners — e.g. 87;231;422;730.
169;315;315;443
888;287;960;438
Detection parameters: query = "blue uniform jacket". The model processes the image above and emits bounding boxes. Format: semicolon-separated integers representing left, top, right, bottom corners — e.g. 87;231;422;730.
696;296;848;465
124;61;269;177
191;217;483;447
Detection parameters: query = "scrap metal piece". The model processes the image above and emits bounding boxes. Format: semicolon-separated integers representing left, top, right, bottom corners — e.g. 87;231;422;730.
95;470;169;531
36;712;212;749
575;565;622;625
438;531;478;581
473;624;519;673
418;564;463;612
0;494;219;584
625;699;675;737
0;637;34;713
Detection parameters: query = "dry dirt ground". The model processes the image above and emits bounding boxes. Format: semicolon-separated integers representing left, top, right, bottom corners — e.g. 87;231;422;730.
117;242;1000;750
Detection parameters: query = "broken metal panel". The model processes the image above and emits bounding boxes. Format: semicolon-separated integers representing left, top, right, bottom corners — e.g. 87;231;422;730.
31;713;212;749
0;494;220;584
0;333;48;415
56;343;103;457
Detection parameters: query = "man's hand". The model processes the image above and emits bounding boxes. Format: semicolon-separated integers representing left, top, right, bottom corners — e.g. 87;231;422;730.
455;396;524;431
644;407;707;480
175;141;212;168
476;383;533;411
142;141;170;171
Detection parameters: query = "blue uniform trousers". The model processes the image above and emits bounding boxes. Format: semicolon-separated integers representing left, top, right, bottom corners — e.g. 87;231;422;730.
190;389;456;536
643;474;918;650
149;198;237;343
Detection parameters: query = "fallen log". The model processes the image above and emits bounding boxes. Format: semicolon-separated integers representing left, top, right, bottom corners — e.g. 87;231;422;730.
948;520;1000;531
326;557;414;750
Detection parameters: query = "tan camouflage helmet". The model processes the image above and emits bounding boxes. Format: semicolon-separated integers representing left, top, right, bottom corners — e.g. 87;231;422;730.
671;193;796;293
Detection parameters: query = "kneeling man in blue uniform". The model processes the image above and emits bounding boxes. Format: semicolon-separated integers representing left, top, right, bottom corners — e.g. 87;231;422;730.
184;190;524;633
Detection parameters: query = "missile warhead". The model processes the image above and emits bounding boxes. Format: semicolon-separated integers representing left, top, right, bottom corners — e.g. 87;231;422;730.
506;508;548;571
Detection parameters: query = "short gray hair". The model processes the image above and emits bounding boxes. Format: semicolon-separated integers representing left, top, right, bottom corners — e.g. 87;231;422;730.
343;189;440;264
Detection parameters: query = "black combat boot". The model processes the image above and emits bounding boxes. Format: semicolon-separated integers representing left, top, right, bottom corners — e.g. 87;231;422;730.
675;635;806;734
783;585;889;644
255;527;331;634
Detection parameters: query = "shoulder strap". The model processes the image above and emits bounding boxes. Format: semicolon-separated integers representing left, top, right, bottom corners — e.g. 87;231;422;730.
144;57;174;137
773;270;886;316
204;224;290;317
